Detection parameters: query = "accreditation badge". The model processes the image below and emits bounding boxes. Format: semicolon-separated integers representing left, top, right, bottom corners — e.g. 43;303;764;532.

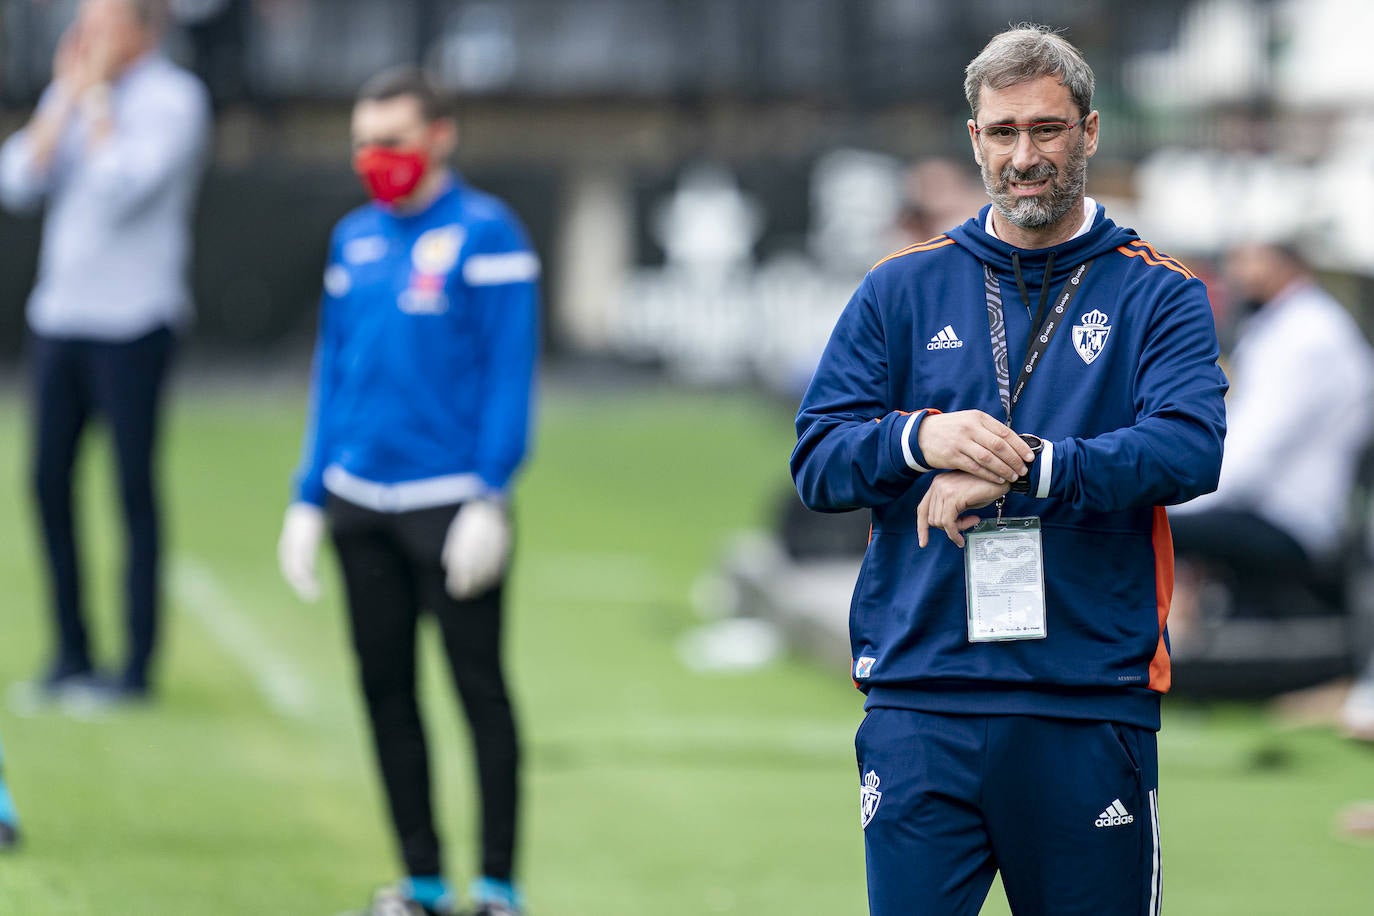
964;517;1047;642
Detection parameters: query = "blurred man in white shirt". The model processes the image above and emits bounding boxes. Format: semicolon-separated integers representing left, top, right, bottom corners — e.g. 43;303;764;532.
0;0;210;703
1169;242;1374;642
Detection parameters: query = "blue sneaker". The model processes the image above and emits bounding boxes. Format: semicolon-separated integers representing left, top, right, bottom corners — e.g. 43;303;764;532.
0;730;19;851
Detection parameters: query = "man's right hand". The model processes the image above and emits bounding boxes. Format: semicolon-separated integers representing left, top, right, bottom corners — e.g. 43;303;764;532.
53;22;97;95
916;409;1034;484
27;21;106;171
278;503;326;602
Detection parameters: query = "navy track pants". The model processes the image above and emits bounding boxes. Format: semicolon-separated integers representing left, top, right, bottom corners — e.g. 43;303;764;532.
857;708;1161;916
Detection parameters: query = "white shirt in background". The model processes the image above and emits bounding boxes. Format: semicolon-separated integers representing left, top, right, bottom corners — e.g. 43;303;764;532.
0;52;210;342
1174;278;1374;560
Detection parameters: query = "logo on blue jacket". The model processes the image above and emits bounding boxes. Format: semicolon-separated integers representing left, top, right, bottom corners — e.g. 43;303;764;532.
399;226;466;315
1072;309;1112;365
412;225;465;274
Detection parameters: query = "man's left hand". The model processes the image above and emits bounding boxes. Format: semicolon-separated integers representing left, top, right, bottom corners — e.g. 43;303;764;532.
917;471;1010;548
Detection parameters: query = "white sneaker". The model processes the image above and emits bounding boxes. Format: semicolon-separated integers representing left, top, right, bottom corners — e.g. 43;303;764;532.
1340;679;1374;741
336;886;455;916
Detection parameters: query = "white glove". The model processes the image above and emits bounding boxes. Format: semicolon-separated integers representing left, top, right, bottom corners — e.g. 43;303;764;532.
442;499;511;600
278;502;326;602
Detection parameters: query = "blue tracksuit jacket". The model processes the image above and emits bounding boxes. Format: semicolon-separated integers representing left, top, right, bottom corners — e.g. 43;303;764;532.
792;203;1227;729
293;174;539;510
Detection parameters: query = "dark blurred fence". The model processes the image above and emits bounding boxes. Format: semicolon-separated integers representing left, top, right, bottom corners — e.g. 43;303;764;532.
0;0;1198;109
0;158;561;359
3;0;1346;364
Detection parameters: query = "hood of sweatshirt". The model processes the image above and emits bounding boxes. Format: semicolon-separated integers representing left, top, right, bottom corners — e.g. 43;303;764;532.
947;200;1139;315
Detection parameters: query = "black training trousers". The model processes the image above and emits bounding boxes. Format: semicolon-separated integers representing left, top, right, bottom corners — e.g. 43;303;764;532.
29;326;174;690
327;494;520;881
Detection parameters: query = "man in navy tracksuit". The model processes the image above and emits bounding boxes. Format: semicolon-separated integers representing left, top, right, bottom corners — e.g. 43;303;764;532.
792;26;1226;915
277;68;537;916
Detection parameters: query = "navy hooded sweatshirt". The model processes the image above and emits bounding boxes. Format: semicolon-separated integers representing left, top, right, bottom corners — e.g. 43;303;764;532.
791;201;1227;729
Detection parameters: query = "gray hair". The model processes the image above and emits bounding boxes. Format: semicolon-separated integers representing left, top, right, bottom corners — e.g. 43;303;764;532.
964;24;1094;121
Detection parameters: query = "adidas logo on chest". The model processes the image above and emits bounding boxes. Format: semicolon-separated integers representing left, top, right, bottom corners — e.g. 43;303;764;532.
927;325;964;351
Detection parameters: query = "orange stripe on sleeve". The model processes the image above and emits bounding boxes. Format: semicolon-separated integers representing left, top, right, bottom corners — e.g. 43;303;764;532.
1121;241;1198;277
1128;240;1196;279
1117;245;1194;280
1148;506;1174;694
871;236;955;270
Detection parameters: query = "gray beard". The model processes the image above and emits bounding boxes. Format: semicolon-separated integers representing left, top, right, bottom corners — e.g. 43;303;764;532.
983;137;1088;231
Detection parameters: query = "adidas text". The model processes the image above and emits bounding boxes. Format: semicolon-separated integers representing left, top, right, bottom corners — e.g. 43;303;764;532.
927;325;964;351
1095;799;1135;828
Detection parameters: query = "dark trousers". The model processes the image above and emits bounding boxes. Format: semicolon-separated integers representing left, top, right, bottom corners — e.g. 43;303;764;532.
1169;508;1313;582
28;327;174;689
1168;508;1336;608
858;708;1160;916
327;495;520;881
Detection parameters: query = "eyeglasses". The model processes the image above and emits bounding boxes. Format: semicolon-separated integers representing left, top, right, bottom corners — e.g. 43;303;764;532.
973;118;1084;153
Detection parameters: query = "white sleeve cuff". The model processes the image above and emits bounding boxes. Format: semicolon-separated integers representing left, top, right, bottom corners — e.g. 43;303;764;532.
1034;440;1054;498
901;411;929;473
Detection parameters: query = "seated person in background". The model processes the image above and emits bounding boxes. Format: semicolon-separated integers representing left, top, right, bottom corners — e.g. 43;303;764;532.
893;157;987;248
1169;241;1374;643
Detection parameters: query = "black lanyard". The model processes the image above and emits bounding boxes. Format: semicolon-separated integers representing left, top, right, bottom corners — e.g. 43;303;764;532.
983;259;1093;425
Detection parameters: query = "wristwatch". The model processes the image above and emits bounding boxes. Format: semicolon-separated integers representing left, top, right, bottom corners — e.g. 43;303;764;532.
1009;434;1044;494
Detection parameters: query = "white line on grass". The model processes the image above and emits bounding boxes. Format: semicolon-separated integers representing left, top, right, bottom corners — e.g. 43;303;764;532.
171;555;313;720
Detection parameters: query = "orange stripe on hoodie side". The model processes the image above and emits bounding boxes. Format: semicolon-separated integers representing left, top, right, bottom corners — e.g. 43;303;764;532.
1148;506;1174;693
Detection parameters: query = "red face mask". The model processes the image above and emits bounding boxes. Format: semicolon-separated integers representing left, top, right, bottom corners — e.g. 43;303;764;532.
353;145;430;205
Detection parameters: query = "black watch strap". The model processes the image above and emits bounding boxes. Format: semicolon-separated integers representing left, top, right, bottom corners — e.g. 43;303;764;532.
1009;434;1044;494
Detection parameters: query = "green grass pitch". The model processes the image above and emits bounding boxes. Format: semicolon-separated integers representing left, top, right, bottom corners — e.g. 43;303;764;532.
0;382;1370;914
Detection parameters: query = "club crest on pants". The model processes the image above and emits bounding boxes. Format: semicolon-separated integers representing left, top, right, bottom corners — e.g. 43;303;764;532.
860;770;882;828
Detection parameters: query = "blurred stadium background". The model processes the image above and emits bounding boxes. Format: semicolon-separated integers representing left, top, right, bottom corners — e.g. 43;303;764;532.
1;0;1372;913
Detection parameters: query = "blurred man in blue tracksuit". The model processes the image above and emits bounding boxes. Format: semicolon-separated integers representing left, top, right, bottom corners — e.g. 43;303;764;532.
278;67;538;916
